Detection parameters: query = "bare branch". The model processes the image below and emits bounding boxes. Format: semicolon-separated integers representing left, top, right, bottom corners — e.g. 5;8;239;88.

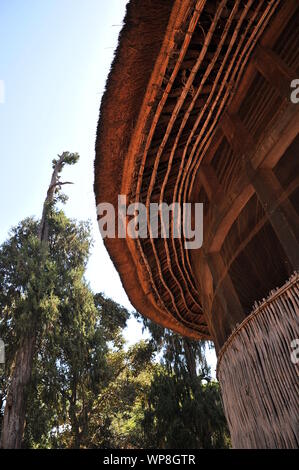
48;181;74;192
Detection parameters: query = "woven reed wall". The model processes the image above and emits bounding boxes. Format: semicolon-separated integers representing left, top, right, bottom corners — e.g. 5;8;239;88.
217;273;299;448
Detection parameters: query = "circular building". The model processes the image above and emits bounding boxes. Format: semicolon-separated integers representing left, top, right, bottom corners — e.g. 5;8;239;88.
95;0;299;448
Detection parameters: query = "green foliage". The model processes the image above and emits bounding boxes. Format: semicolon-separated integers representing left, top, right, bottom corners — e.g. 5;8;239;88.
142;371;229;448
0;210;230;448
0;209;92;444
84;341;156;449
0;154;230;448
133;315;231;448
52;151;79;170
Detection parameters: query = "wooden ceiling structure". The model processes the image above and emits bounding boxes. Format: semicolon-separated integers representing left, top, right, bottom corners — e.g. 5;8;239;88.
95;0;298;349
95;0;299;448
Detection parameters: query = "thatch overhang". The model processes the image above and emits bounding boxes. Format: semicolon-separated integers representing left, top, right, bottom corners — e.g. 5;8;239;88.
95;0;299;343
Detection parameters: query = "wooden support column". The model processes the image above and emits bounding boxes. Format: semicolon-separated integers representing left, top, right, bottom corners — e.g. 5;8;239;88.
261;0;298;47
194;162;245;344
229;1;298;114
220;112;254;155
220;111;299;270
199;165;222;200
253;46;296;100
203;128;224;164
192;130;224;202
207;252;245;331
252;168;299;270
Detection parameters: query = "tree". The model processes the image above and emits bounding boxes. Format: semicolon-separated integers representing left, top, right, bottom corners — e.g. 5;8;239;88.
0;152;230;449
80;339;156;449
0;154;153;449
0;152;80;448
134;315;231;448
20;299;153;449
141;369;230;448
22;291;132;449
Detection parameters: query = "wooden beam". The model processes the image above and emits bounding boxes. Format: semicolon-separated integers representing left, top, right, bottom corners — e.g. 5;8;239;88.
212;175;299;290
253;46;296;100
203;127;224;164
229;62;256;114
220;104;298;171
220;113;254;155
206;103;298;253
258;108;299;169
207;252;245;329
261;0;298;47
198;165;222;201
252;168;299;270
229;0;298;114
189;128;224;204
208;183;255;252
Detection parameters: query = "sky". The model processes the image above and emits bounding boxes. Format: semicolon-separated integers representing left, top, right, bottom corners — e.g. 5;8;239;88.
0;0;216;374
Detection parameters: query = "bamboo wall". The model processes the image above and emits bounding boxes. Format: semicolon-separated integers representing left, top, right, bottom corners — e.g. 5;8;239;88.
217;273;299;448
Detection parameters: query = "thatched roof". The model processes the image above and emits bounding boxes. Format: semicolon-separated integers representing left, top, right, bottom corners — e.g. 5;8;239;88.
95;0;297;341
95;0;201;339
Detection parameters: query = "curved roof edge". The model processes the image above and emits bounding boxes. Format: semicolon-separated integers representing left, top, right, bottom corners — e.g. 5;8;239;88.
94;0;203;339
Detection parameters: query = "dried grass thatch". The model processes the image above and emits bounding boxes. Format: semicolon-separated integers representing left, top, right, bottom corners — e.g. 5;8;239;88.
94;0;290;339
95;0;201;338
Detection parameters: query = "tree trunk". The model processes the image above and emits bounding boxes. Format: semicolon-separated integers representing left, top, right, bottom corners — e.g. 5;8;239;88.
69;378;81;449
0;335;35;448
183;338;197;381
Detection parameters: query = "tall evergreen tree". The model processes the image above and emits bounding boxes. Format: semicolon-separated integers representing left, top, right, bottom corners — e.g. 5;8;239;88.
0;152;80;448
22;291;132;448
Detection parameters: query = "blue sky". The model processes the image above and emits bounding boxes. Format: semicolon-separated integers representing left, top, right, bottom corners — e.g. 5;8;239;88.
0;0;216;373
